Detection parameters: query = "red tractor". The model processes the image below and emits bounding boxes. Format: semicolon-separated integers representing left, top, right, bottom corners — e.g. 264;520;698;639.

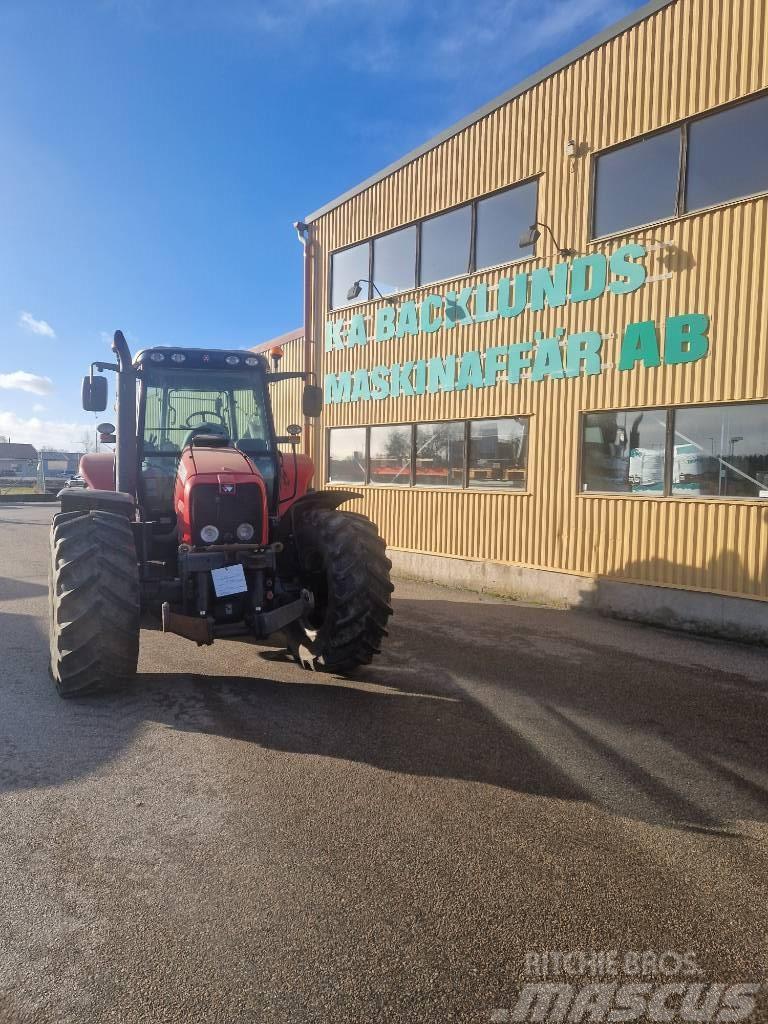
48;331;393;697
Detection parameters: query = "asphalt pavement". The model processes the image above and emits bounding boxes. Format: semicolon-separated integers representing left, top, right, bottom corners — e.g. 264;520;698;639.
0;502;767;1024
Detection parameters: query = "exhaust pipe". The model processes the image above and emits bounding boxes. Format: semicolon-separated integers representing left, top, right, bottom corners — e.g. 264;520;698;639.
112;330;138;497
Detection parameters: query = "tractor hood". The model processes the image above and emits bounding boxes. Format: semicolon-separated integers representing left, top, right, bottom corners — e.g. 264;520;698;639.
181;443;258;479
174;441;271;546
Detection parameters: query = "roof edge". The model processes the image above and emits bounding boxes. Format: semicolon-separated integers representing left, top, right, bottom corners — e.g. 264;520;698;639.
251;327;304;353
305;0;675;224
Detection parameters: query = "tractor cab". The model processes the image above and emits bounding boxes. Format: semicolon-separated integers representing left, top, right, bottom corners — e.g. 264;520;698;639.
134;347;281;531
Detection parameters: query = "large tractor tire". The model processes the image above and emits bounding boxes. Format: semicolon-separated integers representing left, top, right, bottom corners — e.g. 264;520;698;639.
48;510;140;697
285;508;393;673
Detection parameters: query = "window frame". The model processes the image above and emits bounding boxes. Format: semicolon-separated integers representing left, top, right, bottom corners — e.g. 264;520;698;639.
684;90;768;214
325;416;532;492
473;176;541;274
368;423;415;487
589;124;685;240
414;418;468;489
467;416;530;492
371;223;419;299
328;239;373;312
590;87;768;241
328;176;541;311
326;425;369;486
417;200;474;288
578;405;669;497
579;399;768;502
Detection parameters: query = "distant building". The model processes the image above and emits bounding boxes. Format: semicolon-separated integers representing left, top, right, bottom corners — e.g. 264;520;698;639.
40;451;82;479
0;442;39;478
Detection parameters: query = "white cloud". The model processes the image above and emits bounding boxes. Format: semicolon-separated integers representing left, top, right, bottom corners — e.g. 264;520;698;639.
0;371;54;396
32;403;46;413
0;410;93;452
18;311;56;338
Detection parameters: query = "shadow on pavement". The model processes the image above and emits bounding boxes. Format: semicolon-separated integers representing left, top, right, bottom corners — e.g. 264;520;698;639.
2;583;767;836
0;576;48;602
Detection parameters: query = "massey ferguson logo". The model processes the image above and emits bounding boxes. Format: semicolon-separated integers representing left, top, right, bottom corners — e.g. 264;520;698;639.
219;482;236;495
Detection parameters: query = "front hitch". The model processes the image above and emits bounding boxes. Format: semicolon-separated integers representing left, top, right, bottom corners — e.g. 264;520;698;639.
160;590;313;645
161;603;213;646
251;589;314;637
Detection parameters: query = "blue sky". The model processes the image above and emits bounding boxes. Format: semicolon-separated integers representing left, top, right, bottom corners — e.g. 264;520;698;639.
0;0;643;449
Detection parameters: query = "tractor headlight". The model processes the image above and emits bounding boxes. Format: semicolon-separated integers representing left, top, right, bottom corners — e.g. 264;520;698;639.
200;524;220;544
236;522;255;542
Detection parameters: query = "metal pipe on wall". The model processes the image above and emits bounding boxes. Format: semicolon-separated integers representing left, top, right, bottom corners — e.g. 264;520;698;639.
293;220;315;459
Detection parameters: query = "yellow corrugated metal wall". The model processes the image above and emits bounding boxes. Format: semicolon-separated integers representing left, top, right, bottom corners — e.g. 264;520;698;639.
309;0;768;602
264;336;306;441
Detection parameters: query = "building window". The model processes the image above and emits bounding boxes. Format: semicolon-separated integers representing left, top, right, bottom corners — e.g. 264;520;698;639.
592;92;768;238
372;225;417;296
672;404;768;499
329;176;541;306
468;417;528;489
686;94;768;213
328;427;367;483
369;424;412;485
330;241;370;310
593;129;681;238
415;421;465;487
580;402;768;500
581;410;668;494
419;205;472;286
475;181;538;271
326;417;530;490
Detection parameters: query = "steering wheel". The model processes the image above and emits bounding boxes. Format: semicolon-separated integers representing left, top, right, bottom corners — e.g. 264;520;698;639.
181;421;230;450
184;410;228;428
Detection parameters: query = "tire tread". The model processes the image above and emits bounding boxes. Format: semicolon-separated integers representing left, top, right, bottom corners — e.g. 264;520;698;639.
48;511;140;697
286;509;393;673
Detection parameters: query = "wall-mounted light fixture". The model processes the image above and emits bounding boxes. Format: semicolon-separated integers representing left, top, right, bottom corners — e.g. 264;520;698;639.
565;138;577;158
519;221;577;258
346;279;396;304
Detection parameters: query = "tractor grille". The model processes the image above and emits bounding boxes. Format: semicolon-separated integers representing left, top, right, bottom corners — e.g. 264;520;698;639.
190;482;263;545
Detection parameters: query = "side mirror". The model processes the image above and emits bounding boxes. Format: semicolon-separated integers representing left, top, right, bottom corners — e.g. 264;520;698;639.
302;384;323;418
97;422;116;444
82;375;107;412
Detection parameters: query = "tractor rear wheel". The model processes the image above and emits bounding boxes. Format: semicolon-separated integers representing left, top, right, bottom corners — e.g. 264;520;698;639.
48;510;140;697
285;508;393;673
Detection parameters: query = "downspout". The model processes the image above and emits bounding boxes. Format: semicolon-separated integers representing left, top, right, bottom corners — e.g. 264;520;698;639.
293;220;315;458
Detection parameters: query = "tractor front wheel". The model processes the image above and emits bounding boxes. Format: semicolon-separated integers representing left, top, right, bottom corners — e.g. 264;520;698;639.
285;509;393;673
48;510;140;697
